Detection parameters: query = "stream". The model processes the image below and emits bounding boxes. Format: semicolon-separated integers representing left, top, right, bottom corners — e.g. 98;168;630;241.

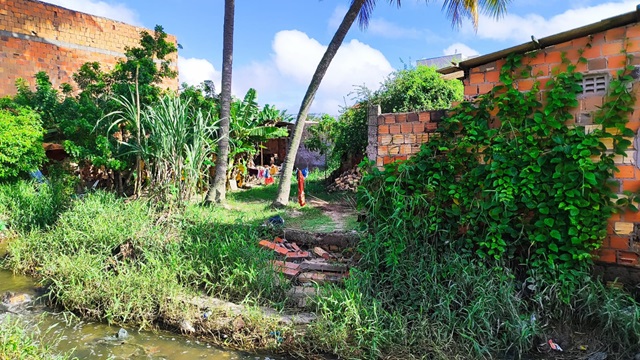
0;268;287;360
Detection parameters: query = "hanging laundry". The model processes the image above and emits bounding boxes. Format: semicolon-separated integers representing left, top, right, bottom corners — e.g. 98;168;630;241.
297;169;306;207
265;169;274;185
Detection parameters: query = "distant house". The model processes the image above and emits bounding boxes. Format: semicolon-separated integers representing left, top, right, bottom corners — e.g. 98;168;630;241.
0;0;179;97
437;6;640;277
257;121;326;170
417;53;477;71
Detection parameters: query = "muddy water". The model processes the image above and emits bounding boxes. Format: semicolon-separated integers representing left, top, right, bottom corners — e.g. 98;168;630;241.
0;269;286;360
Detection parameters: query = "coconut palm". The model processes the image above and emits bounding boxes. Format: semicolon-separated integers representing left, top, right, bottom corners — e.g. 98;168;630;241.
273;0;511;207
206;0;235;205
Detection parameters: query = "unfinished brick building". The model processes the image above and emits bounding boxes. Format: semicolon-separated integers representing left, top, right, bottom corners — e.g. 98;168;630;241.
0;0;179;96
368;6;640;281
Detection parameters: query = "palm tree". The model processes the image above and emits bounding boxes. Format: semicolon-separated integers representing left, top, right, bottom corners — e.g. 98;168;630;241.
272;0;511;207
206;0;234;204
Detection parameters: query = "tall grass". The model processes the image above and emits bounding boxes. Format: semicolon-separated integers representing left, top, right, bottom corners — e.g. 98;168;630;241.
308;242;640;359
0;177;73;233
0;316;74;360
176;206;290;305
308;246;535;359
4;190;287;329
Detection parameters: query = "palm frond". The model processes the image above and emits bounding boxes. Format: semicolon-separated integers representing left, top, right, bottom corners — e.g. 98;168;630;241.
440;0;510;29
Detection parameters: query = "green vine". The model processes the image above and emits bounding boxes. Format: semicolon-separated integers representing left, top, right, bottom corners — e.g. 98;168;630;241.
360;44;637;297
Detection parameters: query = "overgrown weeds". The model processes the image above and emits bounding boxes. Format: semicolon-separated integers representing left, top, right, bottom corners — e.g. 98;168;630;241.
0;176;74;233
304;51;640;359
0;315;74;360
3;190;289;332
308;247;534;359
307;241;640;359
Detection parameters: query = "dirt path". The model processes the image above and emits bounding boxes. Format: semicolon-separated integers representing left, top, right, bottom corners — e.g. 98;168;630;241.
307;196;357;232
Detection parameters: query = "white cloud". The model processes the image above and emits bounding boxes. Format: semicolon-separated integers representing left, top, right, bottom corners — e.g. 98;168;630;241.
178;30;393;115
442;43;480;57
228;30;394;115
41;0;140;25
178;56;221;90
367;18;421;39
328;5;349;32
471;0;637;42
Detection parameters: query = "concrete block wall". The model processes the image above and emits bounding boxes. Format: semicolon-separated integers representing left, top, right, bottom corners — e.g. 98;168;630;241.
0;0;179;96
465;22;640;271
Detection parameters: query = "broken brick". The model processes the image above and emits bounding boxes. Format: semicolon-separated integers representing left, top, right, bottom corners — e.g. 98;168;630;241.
259;240;276;250
290;242;301;252
313;247;331;260
299;272;326;283
280;267;300;278
299;271;345;284
286;251;310;259
270;260;301;278
274;237;285;244
271;260;300;270
274;245;290;255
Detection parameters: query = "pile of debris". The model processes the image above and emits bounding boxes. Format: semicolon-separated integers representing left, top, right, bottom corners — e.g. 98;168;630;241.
259;236;350;307
327;167;362;192
258;237;349;285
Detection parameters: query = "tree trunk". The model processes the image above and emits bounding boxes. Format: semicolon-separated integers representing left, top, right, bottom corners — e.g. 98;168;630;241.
206;0;234;204
272;0;365;208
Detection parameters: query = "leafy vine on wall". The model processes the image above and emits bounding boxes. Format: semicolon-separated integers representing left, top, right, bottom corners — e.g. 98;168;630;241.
360;41;638;296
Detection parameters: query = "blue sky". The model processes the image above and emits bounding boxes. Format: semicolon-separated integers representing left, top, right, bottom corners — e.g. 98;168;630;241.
44;0;640;115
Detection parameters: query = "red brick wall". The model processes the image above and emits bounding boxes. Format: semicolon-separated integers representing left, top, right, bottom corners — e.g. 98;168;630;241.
0;0;179;95
370;22;640;274
367;105;447;167
464;22;640;270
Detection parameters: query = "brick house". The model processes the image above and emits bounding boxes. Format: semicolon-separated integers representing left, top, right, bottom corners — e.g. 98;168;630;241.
368;6;640;283
0;0;179;96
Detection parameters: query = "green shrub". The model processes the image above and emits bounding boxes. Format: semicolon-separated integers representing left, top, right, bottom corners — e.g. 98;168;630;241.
0;178;73;232
376;65;463;113
0;102;45;180
334;51;640;359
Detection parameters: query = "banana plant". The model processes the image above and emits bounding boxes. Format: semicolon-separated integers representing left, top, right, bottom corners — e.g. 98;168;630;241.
227;88;289;166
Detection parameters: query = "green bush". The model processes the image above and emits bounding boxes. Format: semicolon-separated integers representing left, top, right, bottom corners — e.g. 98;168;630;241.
0;178;73;232
330;52;640;359
376;65;463;113
0;102;45;180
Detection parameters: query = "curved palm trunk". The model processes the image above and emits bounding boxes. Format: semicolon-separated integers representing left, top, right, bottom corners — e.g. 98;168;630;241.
273;0;366;207
206;0;234;204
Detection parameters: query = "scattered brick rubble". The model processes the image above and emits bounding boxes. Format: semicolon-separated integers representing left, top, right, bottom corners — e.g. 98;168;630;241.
327;167;362;192
258;237;349;286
